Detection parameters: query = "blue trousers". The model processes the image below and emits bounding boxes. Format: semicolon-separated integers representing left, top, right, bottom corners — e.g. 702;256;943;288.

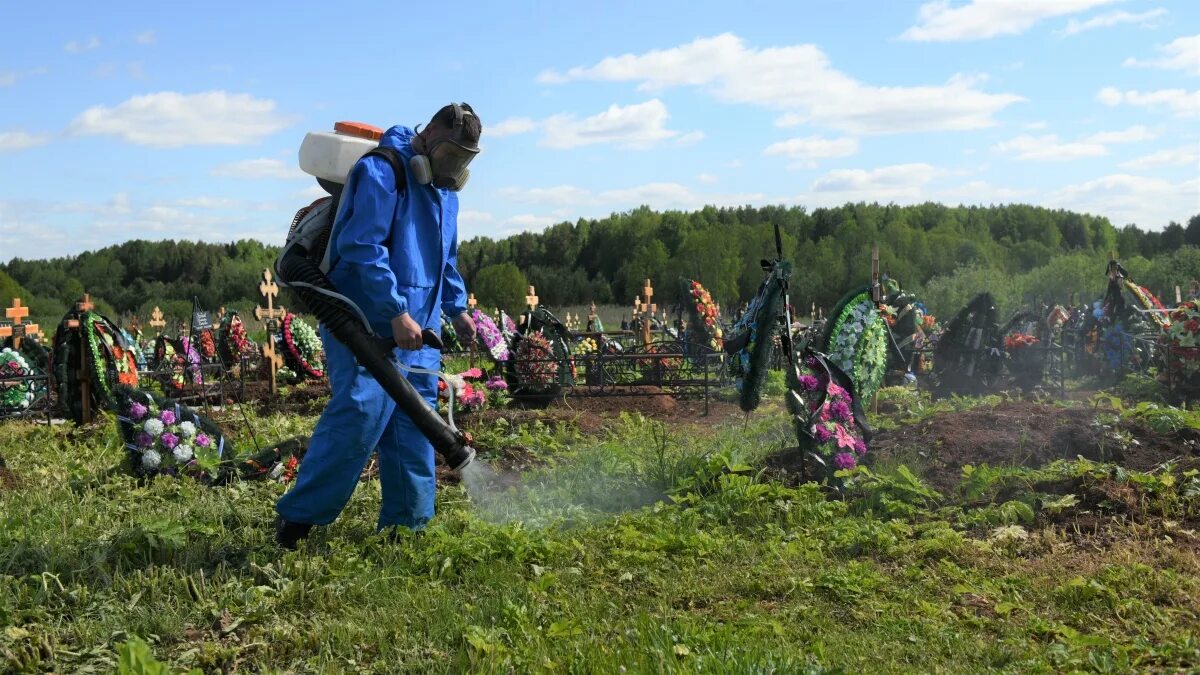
276;325;439;531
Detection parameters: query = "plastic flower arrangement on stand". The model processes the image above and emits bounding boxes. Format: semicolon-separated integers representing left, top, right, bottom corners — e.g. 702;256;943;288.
282;313;324;379
573;337;598;355
438;368;487;413
501;311;519;337
1125;281;1169;329
788;356;868;479
0;348;35;409
1003;333;1040;351
196;328;218;362
471;309;510;362
515;331;558;387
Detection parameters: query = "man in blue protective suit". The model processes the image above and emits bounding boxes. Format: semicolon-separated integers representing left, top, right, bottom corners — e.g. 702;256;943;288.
275;103;481;548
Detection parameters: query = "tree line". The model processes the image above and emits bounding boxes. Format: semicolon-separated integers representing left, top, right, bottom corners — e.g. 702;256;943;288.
2;203;1199;329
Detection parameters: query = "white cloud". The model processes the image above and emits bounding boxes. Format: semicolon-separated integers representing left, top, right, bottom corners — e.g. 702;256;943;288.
935;180;1036;205
212;158;305;179
1;66;49;87
1024;121;1048;130
458;210;495;226
488;117;537;137
597;182;764;210
65;36;101;53
538;99;694;149
294;185;329;201
1049;173;1199;228
674;130;705;146
538;34;1022;134
70;91;296;147
810;163;942;202
174;197;241;209
496;185;593;205
1119;147;1200;170
1059;8;1167;36
724;159;743;169
900;0;1121;42
995;125;1156;161
136;30;157;45
0;131;50;152
1097;87;1200;117
764;136;859;168
1123;34;1200;76
697;173;718;184
506;214;560;229
996;134;1107;160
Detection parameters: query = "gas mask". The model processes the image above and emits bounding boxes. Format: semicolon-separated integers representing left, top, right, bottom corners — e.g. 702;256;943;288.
410;103;480;191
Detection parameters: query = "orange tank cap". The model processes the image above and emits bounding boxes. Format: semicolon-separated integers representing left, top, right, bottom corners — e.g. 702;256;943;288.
333;121;384;141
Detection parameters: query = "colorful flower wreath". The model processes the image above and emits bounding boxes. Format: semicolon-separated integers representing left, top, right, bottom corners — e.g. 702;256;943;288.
196;328;218;362
514;331;558;387
789;355;868;477
86;313;140;393
1166;301;1200;379
438;368;488;413
1125;280;1169;329
0;348;34;409
825;290;888;405
282;313;324;379
113;386;228;478
501;311;519;336
154;336;202;390
471;309;510;362
685;279;721;349
218;311;255;368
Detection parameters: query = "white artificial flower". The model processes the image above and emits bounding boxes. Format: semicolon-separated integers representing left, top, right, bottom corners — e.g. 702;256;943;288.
143;418;165;437
178;421;196;439
173;444;193;463
141;449;162;470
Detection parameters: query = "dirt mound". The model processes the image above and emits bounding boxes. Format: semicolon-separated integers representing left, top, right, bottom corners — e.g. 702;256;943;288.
0;455;17;491
868;401;1199;493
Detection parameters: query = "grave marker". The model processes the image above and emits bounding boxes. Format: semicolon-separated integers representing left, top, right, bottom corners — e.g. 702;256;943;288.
255;268;287;394
0;298;40;350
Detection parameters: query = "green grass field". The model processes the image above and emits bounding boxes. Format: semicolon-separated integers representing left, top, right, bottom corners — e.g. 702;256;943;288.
1;391;1199;673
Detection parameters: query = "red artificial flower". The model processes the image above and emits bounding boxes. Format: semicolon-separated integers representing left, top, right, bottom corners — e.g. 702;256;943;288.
1187;320;1200;333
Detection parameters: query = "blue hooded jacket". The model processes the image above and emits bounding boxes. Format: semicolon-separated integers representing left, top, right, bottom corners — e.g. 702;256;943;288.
326;125;469;339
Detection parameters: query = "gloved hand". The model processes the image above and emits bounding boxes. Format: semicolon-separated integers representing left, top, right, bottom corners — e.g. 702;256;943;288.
452;311;477;347
392;313;423;350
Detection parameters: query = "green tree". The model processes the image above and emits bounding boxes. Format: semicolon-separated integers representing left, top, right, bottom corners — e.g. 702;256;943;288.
473;263;528;315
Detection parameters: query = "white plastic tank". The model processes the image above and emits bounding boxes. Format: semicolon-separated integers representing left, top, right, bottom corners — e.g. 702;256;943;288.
298;121;383;185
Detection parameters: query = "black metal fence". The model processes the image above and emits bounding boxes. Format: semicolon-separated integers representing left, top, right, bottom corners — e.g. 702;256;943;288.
0;365;54;423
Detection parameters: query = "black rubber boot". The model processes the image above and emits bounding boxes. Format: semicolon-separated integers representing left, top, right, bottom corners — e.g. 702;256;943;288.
274;516;314;550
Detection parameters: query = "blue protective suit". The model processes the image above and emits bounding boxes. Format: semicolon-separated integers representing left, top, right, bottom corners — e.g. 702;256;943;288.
276;125;469;531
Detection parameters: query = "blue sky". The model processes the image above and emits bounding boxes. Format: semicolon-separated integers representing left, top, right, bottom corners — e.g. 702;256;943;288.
1;0;1197;262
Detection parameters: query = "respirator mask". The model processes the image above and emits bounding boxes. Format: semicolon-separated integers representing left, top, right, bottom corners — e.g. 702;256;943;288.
410;103;480;191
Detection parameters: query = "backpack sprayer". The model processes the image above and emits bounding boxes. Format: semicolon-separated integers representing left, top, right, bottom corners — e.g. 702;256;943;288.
275;121;475;471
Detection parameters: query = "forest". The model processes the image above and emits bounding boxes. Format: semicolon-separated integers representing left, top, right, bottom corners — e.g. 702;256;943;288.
3;203;1199;327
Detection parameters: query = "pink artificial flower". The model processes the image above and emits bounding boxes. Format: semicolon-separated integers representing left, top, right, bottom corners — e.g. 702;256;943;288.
129;402;148;421
833;424;857;450
834;452;857;470
195;433;211;448
826;382;848;400
161;432;180;450
797;374;820;391
485;376;508;391
853;437;868;456
461;368;484;380
160;409;176;425
818;406;833;422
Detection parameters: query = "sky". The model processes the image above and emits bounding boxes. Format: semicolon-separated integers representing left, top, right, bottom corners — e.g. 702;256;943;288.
0;0;1197;262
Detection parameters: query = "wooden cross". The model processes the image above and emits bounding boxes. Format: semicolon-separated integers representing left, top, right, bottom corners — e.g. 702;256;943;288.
217;306;227;321
870;244;881;303
638;279;656;345
467;293;477;311
588;301;597;323
76;294;94;313
0;298;40;350
525;286;539;312
149;306;167;335
254;269;287;394
1176;286;1182;305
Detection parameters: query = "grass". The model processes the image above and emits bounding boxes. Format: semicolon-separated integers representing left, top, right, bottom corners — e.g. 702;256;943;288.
2;402;1199;673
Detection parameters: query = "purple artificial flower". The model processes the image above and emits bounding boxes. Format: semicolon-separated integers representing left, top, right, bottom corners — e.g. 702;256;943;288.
813;423;833;443
797;374;820;391
135;431;154;448
159;409;176;425
831;400;852;422
485;376;508;391
160;432;180;450
826;382;848;399
195;433;211;448
805;356;819;368
834;452;857;470
129;402;148;421
853;437;868;456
